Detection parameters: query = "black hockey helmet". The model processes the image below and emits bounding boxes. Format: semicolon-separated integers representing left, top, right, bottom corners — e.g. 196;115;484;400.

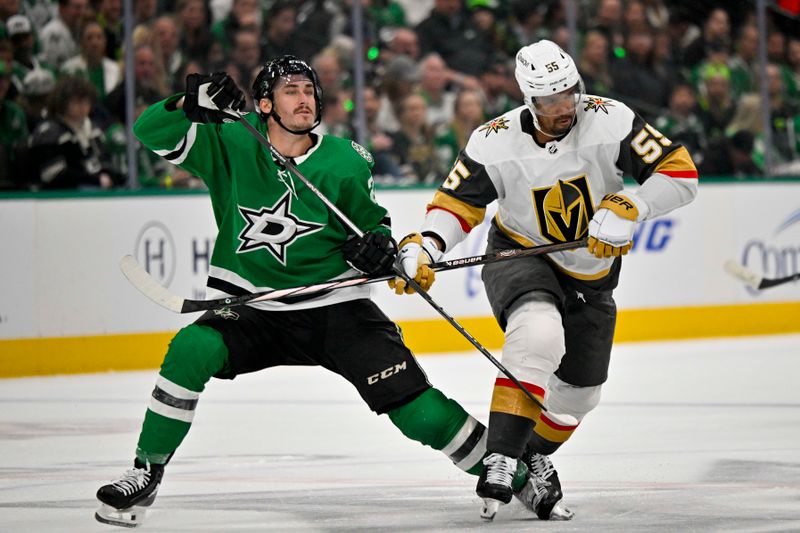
252;55;323;134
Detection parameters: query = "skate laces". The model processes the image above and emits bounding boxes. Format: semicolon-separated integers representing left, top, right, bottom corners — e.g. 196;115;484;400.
483;453;517;487
110;467;151;496
528;453;555;484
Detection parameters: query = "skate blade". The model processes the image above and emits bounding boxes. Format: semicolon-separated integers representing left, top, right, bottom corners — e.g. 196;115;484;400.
480;498;502;520
95;503;148;528
549;501;574;521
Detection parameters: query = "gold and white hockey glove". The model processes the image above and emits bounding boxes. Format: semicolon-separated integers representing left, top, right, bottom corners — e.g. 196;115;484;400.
388;233;443;295
587;193;644;258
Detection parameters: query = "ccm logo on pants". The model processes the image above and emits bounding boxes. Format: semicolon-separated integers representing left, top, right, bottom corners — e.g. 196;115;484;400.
367;362;407;385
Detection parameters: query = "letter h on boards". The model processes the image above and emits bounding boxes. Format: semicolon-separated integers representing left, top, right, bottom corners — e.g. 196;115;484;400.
144;240;167;278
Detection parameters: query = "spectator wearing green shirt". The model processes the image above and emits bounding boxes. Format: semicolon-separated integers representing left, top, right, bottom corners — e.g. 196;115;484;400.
696;63;736;146
728;24;758;98
7;14;53;92
61;20;122;100
418;53;456;130
654;83;707;166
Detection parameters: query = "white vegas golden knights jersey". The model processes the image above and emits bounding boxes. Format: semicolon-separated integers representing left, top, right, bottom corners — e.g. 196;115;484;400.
422;95;698;281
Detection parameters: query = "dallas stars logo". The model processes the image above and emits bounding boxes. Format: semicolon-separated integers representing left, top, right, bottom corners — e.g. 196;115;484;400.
584;97;614;114
237;190;324;265
478;116;510;137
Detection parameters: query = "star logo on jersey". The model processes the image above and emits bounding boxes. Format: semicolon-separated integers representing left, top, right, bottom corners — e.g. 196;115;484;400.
583;97;614;114
237;190;324;265
532;176;596;243
478;116;510;137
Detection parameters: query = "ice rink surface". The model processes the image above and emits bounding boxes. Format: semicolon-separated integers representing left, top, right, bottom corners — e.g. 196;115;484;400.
1;334;799;532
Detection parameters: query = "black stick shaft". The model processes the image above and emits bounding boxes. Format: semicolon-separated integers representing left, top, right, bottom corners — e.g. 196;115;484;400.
760;272;800;289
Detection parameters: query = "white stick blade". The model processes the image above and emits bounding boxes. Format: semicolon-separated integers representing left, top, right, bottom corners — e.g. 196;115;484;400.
723;260;762;289
118;255;184;313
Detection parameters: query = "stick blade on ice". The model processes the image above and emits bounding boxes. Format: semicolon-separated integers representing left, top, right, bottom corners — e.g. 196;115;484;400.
723;259;763;290
119;255;184;313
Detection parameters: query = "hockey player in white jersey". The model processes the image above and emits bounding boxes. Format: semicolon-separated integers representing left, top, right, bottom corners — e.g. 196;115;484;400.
390;40;698;520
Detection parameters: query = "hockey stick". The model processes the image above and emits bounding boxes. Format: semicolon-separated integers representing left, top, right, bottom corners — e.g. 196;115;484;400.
120;238;586;314
724;260;800;290
233;111;556;414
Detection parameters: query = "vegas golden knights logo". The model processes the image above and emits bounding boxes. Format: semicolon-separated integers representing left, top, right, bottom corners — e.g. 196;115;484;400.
532;176;595;243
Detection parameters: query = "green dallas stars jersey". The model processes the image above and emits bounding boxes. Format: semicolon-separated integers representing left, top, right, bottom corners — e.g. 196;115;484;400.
134;95;390;310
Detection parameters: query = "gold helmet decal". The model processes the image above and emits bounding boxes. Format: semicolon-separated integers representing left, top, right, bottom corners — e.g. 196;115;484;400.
532;176;595;243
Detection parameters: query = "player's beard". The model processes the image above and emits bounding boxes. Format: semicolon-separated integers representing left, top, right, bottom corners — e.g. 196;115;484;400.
276;107;315;133
538;112;575;137
291;107;315;128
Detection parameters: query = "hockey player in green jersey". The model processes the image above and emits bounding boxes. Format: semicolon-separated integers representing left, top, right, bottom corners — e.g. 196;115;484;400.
94;56;531;528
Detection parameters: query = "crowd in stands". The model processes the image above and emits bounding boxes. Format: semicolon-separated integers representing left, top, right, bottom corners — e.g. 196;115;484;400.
0;0;798;190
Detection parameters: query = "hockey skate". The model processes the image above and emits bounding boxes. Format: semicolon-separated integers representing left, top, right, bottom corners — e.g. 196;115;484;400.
516;451;574;520
95;460;164;528
476;453;517;520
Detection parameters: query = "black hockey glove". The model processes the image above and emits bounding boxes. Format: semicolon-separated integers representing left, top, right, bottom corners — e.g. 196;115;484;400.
341;231;398;275
184;72;246;124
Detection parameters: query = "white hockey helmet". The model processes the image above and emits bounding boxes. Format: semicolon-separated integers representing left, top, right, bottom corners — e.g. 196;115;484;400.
515;40;585;135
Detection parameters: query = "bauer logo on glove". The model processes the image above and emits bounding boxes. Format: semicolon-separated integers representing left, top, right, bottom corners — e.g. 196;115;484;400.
587;192;647;258
600;194;637;214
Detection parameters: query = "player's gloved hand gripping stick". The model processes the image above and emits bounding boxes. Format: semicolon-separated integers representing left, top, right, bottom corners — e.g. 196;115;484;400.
341;231;397;275
389;233;442;294
587;192;647;258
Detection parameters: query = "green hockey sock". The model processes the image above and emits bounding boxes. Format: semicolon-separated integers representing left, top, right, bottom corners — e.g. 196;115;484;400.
135;325;228;464
388;387;470;450
136;410;189;464
387;387;528;490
